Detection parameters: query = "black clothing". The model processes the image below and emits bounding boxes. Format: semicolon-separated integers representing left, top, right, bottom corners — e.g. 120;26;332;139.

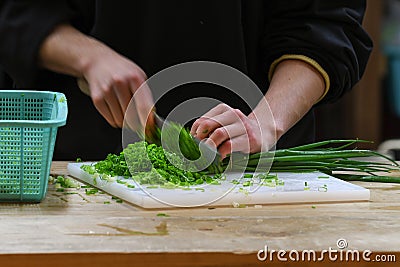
0;0;372;160
0;68;12;88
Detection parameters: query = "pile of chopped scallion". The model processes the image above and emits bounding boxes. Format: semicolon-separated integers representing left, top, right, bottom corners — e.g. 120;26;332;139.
81;141;224;187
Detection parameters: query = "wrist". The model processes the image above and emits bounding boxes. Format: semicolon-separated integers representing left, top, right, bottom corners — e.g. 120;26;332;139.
38;23;113;79
248;108;280;148
76;37;112;79
250;59;325;146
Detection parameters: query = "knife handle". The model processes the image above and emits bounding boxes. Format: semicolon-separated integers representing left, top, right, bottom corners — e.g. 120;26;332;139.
77;77;91;96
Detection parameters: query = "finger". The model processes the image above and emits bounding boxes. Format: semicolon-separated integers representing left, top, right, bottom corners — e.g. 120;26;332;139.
123;96;141;132
218;135;251;159
87;79;119;127
92;92;118;128
195;108;244;139
104;88;125;128
201;103;232;119
218;139;232;159
191;103;231;135
113;81;133;116
206;122;247;148
131;80;155;129
122;73;147;131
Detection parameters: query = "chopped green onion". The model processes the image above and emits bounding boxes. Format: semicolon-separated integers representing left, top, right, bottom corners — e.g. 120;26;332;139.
156;213;170;217
85;188;98;195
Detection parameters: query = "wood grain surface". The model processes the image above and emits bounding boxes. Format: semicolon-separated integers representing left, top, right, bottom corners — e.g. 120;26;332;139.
1;161;399;267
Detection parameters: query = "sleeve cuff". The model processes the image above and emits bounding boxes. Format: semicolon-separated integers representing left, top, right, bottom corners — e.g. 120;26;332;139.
268;54;331;103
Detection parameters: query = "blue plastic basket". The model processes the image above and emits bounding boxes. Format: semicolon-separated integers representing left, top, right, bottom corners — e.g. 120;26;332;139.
0;90;68;202
384;45;400;117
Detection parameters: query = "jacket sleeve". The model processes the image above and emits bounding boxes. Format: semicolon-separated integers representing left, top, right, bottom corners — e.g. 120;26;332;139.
262;0;373;103
0;0;94;87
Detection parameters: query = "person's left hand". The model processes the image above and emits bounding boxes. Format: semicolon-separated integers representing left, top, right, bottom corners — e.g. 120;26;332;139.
190;103;271;159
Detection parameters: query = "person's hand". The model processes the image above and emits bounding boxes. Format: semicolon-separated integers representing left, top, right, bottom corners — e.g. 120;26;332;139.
38;23;154;129
190;104;273;158
82;48;153;128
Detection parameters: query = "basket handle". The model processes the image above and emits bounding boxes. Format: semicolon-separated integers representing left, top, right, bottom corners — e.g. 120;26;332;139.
0;91;68;128
53;92;68;127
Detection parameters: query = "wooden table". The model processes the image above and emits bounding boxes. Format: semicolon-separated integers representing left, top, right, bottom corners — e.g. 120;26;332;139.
1;162;400;267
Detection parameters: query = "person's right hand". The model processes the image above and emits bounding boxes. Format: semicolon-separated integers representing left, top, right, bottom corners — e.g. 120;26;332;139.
39;23;154;129
81;48;154;128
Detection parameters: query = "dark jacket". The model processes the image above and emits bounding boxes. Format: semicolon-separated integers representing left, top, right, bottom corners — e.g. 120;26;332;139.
0;0;372;160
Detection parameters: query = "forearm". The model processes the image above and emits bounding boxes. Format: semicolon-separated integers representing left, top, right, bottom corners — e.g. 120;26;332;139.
251;59;325;142
38;23;108;78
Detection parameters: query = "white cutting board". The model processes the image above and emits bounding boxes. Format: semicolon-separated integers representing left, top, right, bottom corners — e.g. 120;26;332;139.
68;163;370;209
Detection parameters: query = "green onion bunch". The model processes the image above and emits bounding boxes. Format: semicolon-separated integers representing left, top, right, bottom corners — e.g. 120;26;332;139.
222;139;400;183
